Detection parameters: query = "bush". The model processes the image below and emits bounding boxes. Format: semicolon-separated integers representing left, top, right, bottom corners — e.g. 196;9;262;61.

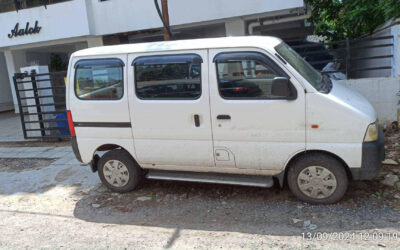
307;0;400;41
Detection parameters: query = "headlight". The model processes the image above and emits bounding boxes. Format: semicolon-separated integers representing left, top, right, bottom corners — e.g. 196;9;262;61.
364;122;378;142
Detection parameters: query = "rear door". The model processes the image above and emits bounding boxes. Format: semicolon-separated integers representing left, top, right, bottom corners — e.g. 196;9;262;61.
70;55;128;124
208;48;306;171
69;55;133;163
128;50;214;168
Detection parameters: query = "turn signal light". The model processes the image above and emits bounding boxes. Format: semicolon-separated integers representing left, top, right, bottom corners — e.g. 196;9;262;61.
364;122;378;142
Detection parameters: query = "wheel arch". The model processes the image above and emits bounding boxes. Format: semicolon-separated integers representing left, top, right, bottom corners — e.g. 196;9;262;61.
90;143;138;172
275;150;353;187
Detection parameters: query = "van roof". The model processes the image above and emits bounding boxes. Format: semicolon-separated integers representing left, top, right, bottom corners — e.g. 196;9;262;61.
72;36;282;57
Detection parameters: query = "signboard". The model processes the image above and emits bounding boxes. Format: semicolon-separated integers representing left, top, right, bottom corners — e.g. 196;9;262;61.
8;21;41;38
0;0;90;48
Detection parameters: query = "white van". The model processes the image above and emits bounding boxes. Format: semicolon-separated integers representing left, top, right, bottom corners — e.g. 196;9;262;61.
66;36;384;204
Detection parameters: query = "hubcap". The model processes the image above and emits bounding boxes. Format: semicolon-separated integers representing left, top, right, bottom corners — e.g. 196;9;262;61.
103;160;130;188
297;166;337;199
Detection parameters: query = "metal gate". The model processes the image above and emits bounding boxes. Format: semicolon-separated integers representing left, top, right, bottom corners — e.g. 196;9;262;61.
290;35;394;79
13;70;70;140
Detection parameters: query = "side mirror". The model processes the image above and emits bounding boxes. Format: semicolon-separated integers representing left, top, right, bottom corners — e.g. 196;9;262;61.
271;77;297;100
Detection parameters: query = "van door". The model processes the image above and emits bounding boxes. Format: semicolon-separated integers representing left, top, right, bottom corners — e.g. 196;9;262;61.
128;50;214;168
208;48;306;170
69;55;135;163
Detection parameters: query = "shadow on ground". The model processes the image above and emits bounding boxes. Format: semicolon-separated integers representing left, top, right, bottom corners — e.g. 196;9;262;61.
73;177;400;237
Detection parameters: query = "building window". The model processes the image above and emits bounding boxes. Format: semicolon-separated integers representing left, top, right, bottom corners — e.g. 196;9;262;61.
74;58;124;100
214;52;288;99
0;0;72;14
133;54;202;100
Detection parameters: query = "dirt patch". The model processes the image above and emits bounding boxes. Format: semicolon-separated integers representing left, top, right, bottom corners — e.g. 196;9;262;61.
384;128;400;161
0;140;71;148
81;129;400;214
0;128;400;248
0;158;56;172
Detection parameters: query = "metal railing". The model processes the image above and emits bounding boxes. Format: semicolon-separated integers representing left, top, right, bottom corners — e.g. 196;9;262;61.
13;70;70;140
289;35;394;79
0;0;70;13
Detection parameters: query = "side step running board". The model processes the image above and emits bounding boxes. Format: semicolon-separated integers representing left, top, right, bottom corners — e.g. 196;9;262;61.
146;170;274;188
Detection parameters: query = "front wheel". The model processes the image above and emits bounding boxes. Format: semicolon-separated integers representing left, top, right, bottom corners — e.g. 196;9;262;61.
287;154;348;204
98;149;143;193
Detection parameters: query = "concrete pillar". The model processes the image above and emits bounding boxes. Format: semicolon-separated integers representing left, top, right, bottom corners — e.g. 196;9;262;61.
225;19;246;36
391;23;400;77
4;50;28;113
0;53;13;112
87;36;104;48
4;50;18;112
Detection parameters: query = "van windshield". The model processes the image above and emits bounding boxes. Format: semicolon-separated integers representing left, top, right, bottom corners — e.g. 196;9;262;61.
275;42;325;92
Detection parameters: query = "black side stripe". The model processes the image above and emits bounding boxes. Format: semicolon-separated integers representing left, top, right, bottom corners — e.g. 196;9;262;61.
74;122;131;128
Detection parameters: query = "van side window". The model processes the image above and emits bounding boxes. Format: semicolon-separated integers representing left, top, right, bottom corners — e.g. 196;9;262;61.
133;54;202;100
74;59;124;100
214;52;288;99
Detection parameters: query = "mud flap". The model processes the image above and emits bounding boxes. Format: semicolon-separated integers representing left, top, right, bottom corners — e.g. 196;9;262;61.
90;154;100;173
275;171;285;187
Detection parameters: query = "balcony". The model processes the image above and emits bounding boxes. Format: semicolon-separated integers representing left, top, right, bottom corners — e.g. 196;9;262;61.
0;0;91;48
0;0;71;14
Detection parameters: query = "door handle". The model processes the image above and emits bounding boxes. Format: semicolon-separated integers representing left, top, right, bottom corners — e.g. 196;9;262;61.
217;115;231;120
194;114;200;127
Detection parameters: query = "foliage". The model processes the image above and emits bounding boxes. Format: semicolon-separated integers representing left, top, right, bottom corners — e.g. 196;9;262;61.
49;53;67;72
306;0;400;41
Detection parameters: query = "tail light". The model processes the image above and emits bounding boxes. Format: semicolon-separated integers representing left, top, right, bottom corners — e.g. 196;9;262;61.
67;110;76;137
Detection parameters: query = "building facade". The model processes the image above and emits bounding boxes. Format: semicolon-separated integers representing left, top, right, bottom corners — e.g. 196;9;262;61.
0;0;308;112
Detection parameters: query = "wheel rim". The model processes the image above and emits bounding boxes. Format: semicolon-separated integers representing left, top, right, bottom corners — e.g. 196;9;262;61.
103;160;130;188
297;166;337;199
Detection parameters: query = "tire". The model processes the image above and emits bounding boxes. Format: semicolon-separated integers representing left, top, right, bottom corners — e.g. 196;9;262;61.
287;153;348;204
97;149;143;193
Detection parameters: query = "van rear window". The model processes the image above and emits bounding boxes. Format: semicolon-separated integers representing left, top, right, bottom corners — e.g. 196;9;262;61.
133;54;202;100
74;59;124;100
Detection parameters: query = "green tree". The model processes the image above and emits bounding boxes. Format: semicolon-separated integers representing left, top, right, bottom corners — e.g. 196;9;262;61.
307;0;400;41
49;53;67;72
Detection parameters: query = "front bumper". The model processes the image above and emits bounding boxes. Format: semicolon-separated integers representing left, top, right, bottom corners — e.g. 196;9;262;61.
350;128;385;180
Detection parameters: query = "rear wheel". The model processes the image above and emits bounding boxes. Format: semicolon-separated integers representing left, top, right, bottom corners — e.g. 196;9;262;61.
287;153;348;204
98;149;143;193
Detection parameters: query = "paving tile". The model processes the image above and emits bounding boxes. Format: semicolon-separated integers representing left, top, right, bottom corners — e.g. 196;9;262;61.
64;147;73;152
25;147;45;153
65;157;81;165
2;148;19;153
39;147;55;152
0;153;17;158
51;152;71;158
51;157;71;165
13;148;27;153
52;147;70;152
0;148;10;153
0;138;26;142
37;152;59;158
0;146;73;160
14;152;39;158
22;152;43;158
